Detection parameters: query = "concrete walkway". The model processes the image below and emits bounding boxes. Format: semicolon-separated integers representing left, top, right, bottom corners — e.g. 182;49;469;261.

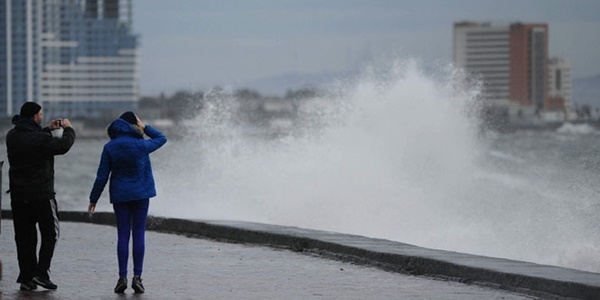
1;210;600;299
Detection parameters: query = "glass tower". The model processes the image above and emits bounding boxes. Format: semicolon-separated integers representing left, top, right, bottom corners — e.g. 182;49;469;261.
1;0;138;119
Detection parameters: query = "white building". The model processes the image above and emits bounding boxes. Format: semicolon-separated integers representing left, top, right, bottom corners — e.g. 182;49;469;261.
453;22;511;108
547;58;572;110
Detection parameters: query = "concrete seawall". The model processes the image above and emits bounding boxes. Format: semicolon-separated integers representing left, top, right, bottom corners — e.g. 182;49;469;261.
2;209;600;299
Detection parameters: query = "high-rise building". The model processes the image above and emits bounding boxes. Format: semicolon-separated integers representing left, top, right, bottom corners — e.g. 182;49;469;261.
547;57;572;111
453;22;511;108
453;21;550;112
0;0;138;119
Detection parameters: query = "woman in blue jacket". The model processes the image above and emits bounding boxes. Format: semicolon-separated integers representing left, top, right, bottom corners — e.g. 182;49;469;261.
88;112;167;294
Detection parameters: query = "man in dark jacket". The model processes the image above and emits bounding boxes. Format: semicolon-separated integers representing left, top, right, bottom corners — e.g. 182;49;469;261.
5;102;76;291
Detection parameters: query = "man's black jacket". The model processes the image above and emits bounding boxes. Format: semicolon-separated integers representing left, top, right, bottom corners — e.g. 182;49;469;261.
6;118;76;200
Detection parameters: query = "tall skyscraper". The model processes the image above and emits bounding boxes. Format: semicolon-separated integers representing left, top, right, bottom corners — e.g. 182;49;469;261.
453;21;550;113
547;57;572;111
0;0;138;119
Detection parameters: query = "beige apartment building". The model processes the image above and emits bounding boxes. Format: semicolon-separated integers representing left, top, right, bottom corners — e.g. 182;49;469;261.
453;21;570;121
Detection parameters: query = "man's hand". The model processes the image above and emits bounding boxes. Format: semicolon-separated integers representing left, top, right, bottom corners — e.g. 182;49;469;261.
49;118;72;130
61;118;72;128
49;119;62;130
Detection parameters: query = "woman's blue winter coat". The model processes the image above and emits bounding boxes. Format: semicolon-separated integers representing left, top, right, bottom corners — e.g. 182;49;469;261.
89;118;167;204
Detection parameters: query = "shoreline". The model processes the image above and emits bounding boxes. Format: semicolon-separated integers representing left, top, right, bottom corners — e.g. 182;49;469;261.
1;120;598;141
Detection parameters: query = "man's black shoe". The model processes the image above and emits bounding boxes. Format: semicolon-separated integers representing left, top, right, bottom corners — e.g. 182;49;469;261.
19;280;37;291
132;276;145;293
114;277;127;293
32;276;57;290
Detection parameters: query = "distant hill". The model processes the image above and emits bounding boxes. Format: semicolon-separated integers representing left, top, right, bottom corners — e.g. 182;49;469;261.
573;74;600;108
246;70;356;96
247;70;600;109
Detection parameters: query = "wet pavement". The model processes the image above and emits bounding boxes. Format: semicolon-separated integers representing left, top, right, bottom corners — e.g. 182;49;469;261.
0;219;537;300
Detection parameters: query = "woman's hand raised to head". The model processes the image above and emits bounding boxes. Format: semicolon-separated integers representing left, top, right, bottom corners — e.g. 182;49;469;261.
135;115;146;130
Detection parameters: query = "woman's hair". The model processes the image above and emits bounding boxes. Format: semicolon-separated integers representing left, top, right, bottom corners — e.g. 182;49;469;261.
120;111;137;125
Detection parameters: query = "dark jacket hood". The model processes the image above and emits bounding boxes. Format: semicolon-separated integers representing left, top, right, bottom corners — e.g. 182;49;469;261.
12;115;42;130
107;118;142;140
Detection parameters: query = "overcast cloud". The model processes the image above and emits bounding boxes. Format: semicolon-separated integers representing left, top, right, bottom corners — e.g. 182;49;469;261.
134;0;600;95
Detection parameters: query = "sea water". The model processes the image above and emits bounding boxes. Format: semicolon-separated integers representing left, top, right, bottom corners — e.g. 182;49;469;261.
1;59;599;274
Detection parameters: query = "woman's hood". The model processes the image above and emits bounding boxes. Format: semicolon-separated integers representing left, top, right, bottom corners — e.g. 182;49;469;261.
107;118;142;139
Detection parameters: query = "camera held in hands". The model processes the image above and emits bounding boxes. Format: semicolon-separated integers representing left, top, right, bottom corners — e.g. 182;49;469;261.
57;119;62;127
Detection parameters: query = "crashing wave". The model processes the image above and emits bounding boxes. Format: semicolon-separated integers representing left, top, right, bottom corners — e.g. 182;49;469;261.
556;122;596;134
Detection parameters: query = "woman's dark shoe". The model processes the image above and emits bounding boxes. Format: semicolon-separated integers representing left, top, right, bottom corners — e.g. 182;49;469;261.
114;277;127;293
132;276;145;293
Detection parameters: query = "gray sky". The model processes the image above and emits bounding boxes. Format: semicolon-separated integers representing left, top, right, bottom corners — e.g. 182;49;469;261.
134;0;600;96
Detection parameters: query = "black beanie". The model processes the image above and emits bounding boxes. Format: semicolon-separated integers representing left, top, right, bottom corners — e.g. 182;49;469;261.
120;111;137;124
20;102;42;118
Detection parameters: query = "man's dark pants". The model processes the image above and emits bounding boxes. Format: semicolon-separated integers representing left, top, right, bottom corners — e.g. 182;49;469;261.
11;198;59;283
